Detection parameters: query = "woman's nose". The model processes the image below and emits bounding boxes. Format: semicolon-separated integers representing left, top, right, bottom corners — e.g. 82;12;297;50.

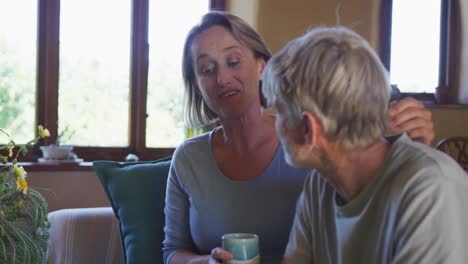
217;66;232;87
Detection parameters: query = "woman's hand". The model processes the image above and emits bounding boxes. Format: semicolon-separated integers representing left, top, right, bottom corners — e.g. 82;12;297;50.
209;247;233;264
387;97;435;145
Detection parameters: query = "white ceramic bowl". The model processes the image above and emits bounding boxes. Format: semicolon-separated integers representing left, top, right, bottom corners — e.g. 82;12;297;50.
40;145;74;160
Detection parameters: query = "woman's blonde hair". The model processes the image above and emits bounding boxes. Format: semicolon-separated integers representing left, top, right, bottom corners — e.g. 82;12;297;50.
182;11;272;128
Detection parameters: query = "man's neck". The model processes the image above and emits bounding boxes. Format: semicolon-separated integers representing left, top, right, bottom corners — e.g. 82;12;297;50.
320;139;390;202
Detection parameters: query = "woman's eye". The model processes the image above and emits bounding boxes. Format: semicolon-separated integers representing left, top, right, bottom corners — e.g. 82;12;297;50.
201;66;215;75
227;59;240;68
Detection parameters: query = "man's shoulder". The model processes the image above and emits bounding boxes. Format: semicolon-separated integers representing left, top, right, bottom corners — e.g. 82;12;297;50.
385;135;468;203
388;135;465;181
301;170;334;206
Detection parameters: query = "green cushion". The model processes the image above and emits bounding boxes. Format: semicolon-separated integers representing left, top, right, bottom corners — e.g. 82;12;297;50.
93;157;171;264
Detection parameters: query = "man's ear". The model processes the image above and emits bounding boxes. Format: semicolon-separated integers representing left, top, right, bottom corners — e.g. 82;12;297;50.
302;111;324;150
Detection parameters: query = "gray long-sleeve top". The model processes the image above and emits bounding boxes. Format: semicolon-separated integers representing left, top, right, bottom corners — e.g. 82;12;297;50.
163;130;310;264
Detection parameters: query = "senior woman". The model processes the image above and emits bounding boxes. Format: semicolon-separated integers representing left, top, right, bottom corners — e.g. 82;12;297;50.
163;12;435;264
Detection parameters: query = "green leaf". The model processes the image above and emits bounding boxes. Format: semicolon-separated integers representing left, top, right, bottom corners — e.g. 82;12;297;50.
19;147;27;157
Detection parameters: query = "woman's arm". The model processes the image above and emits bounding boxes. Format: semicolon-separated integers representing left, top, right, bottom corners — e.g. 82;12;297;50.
163;158;197;263
387;97;435;145
169;250;210;264
163;151;234;264
170;248;233;264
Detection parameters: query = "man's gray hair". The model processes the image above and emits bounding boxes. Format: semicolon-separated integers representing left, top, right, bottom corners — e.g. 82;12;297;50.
263;26;391;150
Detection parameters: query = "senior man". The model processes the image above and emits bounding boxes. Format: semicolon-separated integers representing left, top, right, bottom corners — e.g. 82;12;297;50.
262;26;468;264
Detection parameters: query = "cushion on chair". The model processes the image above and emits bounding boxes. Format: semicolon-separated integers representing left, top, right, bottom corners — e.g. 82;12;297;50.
93;157;171;264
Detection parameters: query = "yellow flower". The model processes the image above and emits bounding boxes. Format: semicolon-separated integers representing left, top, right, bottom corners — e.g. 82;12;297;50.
16;178;28;194
38;125;50;138
0;155;7;164
7;142;14;157
13;164;27;179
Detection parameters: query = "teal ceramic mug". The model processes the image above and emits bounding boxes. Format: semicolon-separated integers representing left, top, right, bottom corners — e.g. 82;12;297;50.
222;233;260;264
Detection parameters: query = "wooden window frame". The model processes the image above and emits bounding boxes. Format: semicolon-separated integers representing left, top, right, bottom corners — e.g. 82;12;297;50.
379;0;458;104
13;0;225;162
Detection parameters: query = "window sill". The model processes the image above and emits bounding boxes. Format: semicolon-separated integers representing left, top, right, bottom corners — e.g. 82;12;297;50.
425;103;468;109
17;162;94;172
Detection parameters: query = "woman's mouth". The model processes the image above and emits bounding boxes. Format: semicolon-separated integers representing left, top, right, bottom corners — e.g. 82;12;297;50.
220;90;240;98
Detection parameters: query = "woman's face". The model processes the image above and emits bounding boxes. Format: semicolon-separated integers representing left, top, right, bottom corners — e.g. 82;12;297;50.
191;26;265;120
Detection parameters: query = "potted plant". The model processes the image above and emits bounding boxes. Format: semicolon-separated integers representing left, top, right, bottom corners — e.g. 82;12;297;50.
0;126;50;263
39;126;75;160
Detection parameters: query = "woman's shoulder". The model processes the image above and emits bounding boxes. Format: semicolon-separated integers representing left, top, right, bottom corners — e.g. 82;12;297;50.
172;130;213;163
170;130;220;185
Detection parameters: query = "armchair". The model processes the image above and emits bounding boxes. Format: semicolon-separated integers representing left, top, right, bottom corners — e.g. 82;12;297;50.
47;207;124;264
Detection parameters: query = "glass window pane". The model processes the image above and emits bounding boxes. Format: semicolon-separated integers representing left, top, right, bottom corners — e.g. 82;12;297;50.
390;0;440;93
146;1;209;148
59;0;131;146
0;1;37;144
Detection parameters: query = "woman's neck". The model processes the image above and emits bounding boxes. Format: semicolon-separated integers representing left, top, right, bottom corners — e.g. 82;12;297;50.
216;108;277;154
211;107;280;181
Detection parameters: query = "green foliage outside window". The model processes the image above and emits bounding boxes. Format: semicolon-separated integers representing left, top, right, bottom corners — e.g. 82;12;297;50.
0;36;36;144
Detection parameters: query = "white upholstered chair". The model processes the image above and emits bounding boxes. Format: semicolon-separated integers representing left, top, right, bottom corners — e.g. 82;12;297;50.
47;207;124;264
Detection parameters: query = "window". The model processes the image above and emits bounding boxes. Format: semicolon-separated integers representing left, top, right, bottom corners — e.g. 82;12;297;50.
59;0;132;147
0;0;225;161
0;1;37;143
146;1;209;147
389;0;441;93
380;0;459;103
